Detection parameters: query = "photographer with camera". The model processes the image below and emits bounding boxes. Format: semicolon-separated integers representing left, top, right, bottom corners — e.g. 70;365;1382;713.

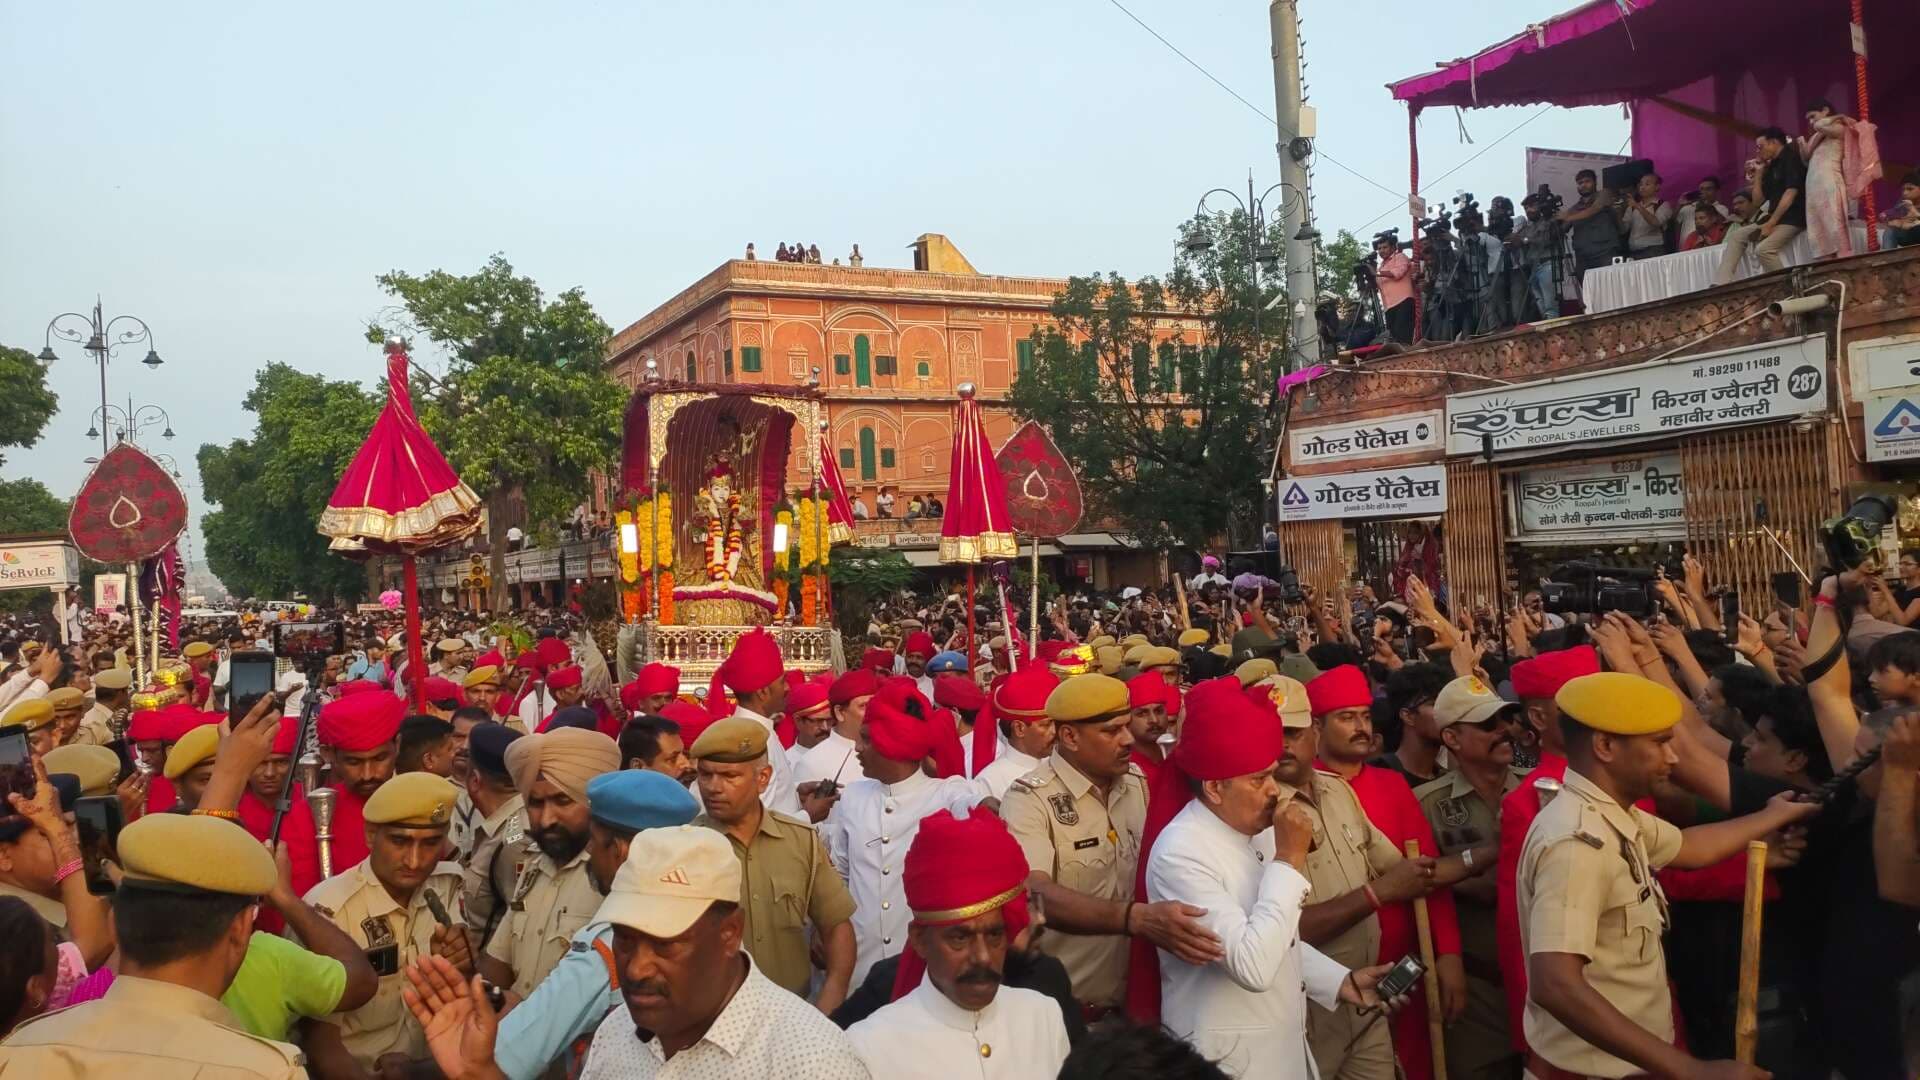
1371;232;1417;345
1555;169;1621;285
1453;200;1505;337
1617;172;1675;260
1508;192;1563;322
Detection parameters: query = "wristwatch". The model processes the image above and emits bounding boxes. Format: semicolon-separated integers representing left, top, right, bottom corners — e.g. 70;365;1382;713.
1461;847;1475;871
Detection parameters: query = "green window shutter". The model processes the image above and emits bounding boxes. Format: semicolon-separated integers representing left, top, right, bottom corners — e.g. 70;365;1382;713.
1131;343;1150;388
875;355;896;376
834;353;850;376
741;346;762;372
723;348;733;377
1156;343;1175;392
686;353;697;381
839;447;855;469
880;448;896;469
916;359;931;377
855;335;873;387
1016;339;1034;374
859;426;877;480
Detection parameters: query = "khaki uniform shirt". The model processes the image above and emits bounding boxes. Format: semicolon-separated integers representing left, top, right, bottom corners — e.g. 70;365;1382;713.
460;794;526;946
69;702;116;746
302;858;466;1068
1414;767;1525;972
0;974;306;1079
1517;767;1682;1078
0;880;67;929
485;844;600;998
1002;750;1148;1007
1289;769;1402;969
696;808;856;997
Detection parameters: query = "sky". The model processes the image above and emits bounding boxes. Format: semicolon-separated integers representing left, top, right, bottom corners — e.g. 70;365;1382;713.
1;0;1626;586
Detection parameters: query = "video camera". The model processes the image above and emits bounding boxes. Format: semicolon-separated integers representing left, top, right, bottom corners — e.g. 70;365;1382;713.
1821;495;1896;571
1537;562;1668;617
1528;182;1564;218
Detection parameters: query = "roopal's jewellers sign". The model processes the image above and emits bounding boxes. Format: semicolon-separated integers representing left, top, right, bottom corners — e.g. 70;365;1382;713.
1512;455;1686;538
1276;465;1447;522
1445;335;1827;455
1290;411;1441;465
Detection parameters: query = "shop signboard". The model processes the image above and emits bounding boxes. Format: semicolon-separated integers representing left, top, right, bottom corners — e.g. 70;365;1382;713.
0;540;79;591
1866;394;1920;462
1276;465;1447;522
1445;335;1827;455
94;573;128;613
1854;333;1920;394
1510;454;1686;540
1289;411;1442;466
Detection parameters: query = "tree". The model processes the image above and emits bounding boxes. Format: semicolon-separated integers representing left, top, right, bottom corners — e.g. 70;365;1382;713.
1315;230;1369;304
827;549;917;640
0;346;59;467
369;255;625;610
1006;211;1283;551
0;477;68;533
197;365;381;602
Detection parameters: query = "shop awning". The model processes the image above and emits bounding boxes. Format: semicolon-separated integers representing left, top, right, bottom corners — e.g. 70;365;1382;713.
1057;532;1140;549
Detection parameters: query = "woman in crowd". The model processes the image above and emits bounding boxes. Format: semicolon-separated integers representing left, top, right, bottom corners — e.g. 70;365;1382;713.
1798;98;1857;259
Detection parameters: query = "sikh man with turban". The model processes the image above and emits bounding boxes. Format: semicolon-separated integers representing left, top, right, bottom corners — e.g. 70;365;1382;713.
479;727;622;1000
824;681;990;986
845;808;1072;1079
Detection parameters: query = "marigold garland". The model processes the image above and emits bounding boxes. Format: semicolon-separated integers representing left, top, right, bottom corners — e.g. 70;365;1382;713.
800;574;818;626
656;569;676;623
634;494;674;572
773;577;790;619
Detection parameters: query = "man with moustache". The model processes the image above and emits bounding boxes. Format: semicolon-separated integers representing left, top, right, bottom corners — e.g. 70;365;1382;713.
972;667;1060;800
481;727;622;1000
72;666;130;746
445;705;490;857
794;667;880;808
845;808;1072;1078
483;768;699;1080
1121;668;1189;1024
619;663;680;718
901;629;937;700
1415;676;1527;1080
716;628;804;816
403;826;869;1079
619;710;694;785
1150;676;1403;1079
459;723;526;946
316;688;408;872
785;680;835;752
301;771;471;1076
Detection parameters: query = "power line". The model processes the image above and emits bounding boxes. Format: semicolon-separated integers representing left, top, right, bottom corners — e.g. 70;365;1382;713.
1103;0;1405;203
1351;105;1555;234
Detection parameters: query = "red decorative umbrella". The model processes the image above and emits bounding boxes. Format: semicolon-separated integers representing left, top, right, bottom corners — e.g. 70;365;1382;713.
817;434;855;545
317;338;482;708
940;383;1017;653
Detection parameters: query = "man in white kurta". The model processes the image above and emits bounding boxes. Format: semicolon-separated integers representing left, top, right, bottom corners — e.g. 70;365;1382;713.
823;690;985;986
845;806;1070;1080
714;627;804;817
793;669;878;795
1147;676;1367;1080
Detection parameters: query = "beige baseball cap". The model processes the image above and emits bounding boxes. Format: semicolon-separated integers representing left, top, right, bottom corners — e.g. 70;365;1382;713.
1255;675;1315;730
1433;675;1516;729
599;825;742;938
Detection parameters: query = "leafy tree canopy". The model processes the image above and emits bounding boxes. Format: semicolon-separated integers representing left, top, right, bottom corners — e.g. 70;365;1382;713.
197;364;380;602
1315;230;1369;304
1007;210;1283;550
0;477;68;534
0;346;59;467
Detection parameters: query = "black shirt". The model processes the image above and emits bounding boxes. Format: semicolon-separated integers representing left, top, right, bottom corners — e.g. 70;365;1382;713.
1760;148;1809;229
830;948;1087;1044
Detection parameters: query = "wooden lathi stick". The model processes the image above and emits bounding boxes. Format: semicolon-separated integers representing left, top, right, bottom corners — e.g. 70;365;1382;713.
1404;839;1447;1080
1734;840;1768;1064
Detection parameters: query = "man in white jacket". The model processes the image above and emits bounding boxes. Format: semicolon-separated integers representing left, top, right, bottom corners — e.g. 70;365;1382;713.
1149;675;1401;1079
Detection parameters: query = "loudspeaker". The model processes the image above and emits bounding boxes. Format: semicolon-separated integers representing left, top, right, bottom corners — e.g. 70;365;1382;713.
1601;158;1655;192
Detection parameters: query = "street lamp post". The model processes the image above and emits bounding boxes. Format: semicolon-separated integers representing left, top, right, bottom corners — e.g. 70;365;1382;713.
1185;175;1317;354
42;300;165;456
86;399;175;449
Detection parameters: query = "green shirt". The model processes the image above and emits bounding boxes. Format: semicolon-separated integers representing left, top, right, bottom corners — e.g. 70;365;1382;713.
221;931;348;1041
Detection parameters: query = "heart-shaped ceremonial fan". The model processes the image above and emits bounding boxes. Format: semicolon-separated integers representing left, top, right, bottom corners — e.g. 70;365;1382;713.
68;444;189;563
994;421;1083;538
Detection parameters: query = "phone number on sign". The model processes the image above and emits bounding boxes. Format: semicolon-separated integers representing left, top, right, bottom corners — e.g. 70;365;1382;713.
1692;355;1781;379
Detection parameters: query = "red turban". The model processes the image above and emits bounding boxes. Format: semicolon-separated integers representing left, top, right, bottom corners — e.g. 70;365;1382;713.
1306;665;1372;716
535;637;572;668
546;666;583;691
719;628;783;695
271;719;302;756
861;647;896;673
903;632;936;659
421;676;465;706
828;669;880;707
1510;646;1601;701
125;709;168;742
865;682;936;764
514;651;543;672
926;708;966;779
620;663;680;712
1036;641;1072;664
891;809;1031;1000
933;673;986;714
660;700;716;748
318;691;405;751
474;649;504;670
1128;670;1174;710
787;682;831;717
974;668;1058;776
336;680;383;697
161;704;206;742
1176;677;1281;780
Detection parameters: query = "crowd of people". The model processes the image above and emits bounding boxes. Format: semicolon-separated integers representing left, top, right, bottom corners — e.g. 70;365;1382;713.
1;546;1918;1079
1344;105;1915;351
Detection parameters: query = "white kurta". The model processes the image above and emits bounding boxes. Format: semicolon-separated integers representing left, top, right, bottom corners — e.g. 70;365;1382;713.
732;705;803;817
824;770;985;986
793;730;866;788
845;980;1070;1080
1148;800;1348;1080
973;745;1041;801
516;685;550;732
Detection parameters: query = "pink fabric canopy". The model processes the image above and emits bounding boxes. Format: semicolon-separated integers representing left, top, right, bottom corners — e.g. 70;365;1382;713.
1389;0;1913;206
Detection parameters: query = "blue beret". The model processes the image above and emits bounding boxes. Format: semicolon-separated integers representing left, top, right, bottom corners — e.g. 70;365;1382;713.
587;769;699;832
548;706;600;733
927;650;970;674
469;723;524;779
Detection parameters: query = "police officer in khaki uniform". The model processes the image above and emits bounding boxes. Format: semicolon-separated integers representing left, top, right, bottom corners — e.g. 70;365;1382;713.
75;667;130;745
1;698;59;757
1415;675;1527;1080
44;687;86;748
301;772;470;1075
481;727;619;1001
690;715;858;1008
1;813;307;1078
1519;672;1819;1080
1004;672;1221;1018
458;723;526;945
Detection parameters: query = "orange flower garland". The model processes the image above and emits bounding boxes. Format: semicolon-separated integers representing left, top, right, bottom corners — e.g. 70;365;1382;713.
657;570;676;623
800;575;818;626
